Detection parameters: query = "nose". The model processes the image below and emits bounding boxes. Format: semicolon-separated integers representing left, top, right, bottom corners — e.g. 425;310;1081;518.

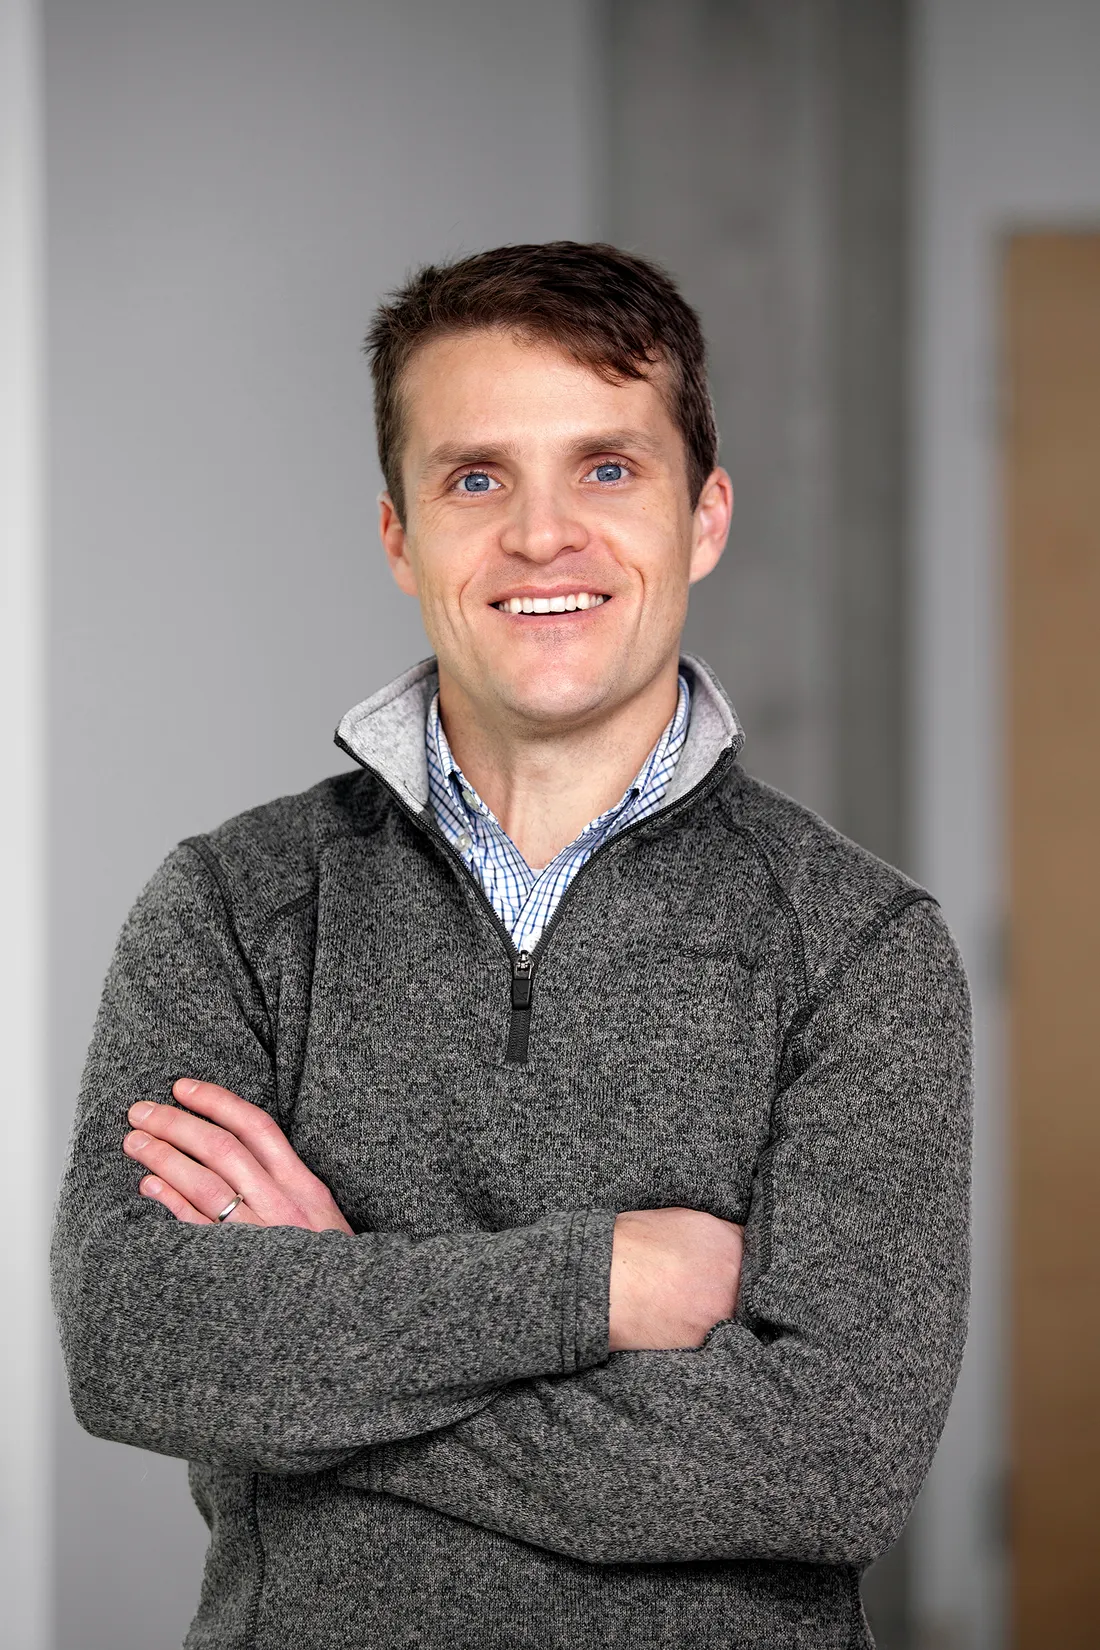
497;479;590;563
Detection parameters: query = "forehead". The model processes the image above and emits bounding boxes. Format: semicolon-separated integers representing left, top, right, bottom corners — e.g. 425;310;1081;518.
397;328;678;460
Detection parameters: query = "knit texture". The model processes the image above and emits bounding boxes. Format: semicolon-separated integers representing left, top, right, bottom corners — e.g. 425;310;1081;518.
50;654;973;1650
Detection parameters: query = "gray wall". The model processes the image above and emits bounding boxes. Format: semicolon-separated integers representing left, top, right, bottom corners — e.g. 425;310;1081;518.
45;3;596;1645
2;2;49;1647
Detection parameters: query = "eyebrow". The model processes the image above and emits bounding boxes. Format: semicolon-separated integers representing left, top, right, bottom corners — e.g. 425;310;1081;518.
421;428;665;473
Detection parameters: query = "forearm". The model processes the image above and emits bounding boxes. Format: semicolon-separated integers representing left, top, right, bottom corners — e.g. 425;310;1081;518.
354;1283;962;1567
52;1188;615;1473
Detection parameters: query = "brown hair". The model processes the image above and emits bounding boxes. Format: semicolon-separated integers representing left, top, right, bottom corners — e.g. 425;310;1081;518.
364;240;718;523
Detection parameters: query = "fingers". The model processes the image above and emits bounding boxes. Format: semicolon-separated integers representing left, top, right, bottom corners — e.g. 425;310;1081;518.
169;1080;305;1180
139;1174;212;1223
167;1080;353;1233
122;1080;355;1235
123;1123;285;1225
137;1174;261;1226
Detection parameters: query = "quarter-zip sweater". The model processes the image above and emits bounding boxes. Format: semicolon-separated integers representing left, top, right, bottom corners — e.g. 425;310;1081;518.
50;652;973;1650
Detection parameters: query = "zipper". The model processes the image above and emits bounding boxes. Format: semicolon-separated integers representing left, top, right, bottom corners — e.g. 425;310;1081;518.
334;732;736;1065
507;950;534;1063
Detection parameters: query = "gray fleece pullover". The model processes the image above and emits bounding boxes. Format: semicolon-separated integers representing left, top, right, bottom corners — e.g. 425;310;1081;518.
51;653;972;1650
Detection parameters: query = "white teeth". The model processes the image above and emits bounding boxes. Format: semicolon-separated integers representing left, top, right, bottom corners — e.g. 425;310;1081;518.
495;591;608;612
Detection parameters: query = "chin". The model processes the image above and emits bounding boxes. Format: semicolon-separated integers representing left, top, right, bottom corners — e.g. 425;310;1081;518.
492;662;619;728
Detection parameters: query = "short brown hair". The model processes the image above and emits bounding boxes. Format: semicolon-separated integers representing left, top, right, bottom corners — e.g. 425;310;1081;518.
364;240;718;523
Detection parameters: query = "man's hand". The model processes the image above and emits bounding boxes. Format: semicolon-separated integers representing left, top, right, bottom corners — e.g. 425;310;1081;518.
122;1078;354;1232
609;1207;744;1351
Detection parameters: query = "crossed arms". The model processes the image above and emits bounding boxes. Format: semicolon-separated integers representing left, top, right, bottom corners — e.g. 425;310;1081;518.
50;845;973;1567
120;1080;745;1357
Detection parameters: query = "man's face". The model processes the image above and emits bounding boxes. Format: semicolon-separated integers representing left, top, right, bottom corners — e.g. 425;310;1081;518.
380;328;731;733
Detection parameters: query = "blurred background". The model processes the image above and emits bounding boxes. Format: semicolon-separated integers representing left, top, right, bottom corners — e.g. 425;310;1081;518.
3;1;1098;1647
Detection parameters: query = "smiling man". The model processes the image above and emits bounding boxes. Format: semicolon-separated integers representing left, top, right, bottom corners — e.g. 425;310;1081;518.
51;242;973;1650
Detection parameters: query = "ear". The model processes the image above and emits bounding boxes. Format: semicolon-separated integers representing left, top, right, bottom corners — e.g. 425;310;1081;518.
688;467;733;585
379;491;418;597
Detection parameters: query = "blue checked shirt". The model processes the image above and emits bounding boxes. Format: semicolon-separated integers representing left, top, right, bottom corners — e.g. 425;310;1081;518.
425;673;692;955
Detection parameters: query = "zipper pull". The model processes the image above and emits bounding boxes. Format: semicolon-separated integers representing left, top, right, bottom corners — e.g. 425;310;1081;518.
507;951;534;1064
511;950;534;1009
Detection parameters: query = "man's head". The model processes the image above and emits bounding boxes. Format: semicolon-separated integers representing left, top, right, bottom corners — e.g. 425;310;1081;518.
364;241;732;737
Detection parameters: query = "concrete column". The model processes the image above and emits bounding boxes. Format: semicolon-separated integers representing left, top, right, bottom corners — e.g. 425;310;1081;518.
601;0;909;870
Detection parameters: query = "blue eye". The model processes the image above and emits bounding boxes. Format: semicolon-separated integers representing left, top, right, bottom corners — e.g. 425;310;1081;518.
593;462;624;483
458;471;495;493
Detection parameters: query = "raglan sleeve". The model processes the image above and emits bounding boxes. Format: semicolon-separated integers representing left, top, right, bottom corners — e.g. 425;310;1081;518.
50;843;617;1478
350;895;973;1567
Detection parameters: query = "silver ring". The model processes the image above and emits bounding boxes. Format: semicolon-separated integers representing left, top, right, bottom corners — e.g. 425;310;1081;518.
215;1194;244;1223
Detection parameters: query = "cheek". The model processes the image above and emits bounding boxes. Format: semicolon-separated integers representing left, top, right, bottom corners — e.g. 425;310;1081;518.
609;522;693;598
407;540;483;631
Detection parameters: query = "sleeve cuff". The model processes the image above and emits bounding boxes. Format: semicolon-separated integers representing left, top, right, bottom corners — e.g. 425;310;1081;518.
560;1208;616;1374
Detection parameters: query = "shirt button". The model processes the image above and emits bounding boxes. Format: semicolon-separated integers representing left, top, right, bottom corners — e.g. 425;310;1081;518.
461;788;476;806
457;832;473;852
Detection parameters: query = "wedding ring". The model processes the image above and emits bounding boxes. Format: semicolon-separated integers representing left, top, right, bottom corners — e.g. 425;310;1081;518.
215;1194;244;1223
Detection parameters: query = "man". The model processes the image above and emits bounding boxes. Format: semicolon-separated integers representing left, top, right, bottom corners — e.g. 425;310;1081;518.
51;241;972;1650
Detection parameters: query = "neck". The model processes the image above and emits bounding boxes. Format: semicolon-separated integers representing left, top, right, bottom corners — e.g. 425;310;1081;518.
437;662;682;869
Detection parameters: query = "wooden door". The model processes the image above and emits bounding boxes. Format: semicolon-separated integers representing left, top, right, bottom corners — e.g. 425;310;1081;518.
1004;231;1100;1649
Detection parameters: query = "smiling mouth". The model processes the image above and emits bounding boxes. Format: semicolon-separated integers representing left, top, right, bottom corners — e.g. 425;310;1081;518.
492;592;611;615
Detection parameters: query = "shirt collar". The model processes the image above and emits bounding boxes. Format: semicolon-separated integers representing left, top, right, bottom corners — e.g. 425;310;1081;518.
335;652;744;814
425;673;692;839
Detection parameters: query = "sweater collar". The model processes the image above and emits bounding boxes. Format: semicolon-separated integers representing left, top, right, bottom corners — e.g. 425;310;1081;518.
334;652;744;815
